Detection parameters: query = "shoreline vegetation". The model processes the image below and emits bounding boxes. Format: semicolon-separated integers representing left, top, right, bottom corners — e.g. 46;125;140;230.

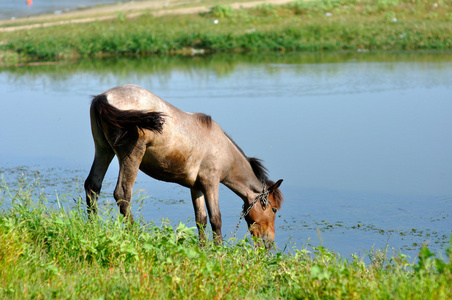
1;178;451;299
1;0;451;64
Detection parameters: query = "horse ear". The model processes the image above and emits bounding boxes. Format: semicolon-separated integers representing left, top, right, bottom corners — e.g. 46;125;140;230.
269;179;283;192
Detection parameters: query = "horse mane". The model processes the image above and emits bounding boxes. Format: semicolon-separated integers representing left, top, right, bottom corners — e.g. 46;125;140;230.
225;133;284;209
248;157;269;183
194;113;212;128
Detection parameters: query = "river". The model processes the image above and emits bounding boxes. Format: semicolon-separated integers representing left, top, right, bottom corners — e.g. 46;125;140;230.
1;52;451;260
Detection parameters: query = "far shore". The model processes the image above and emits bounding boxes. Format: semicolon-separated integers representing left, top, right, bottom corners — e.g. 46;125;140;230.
0;0;296;32
1;0;450;64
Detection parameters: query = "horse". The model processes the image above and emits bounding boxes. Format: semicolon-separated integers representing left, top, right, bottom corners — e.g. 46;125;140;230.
84;84;284;247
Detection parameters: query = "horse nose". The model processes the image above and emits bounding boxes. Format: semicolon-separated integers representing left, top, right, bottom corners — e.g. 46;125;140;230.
253;236;274;250
264;239;275;250
261;232;275;250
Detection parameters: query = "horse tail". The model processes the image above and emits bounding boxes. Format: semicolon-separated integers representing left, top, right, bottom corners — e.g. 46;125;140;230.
91;93;165;146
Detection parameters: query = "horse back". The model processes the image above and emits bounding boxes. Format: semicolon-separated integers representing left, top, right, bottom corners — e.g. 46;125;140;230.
91;84;235;188
139;109;234;188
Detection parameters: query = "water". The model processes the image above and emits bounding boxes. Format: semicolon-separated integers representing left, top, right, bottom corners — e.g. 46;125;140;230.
0;0;129;19
1;53;451;260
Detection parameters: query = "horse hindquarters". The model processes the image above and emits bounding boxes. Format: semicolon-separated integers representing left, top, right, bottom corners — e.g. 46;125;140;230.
85;116;146;223
84;106;115;214
85;93;166;222
112;140;152;224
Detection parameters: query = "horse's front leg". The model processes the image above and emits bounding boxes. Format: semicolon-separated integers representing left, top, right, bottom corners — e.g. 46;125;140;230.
113;145;145;224
190;189;208;244
202;182;222;244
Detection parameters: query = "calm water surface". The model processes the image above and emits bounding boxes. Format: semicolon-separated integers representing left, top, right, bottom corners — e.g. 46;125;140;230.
1;53;451;260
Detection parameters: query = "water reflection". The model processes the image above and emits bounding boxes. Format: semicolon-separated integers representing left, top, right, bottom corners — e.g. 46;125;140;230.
1;52;451;258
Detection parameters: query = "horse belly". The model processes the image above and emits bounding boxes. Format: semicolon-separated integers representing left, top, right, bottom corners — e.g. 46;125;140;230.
139;148;198;188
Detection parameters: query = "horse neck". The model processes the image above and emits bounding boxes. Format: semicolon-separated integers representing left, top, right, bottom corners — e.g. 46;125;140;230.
222;146;264;204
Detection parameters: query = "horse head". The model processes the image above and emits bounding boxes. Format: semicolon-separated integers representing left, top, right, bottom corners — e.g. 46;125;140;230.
245;179;284;249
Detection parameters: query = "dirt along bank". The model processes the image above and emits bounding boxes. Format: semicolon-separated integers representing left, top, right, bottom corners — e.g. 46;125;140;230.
0;0;296;32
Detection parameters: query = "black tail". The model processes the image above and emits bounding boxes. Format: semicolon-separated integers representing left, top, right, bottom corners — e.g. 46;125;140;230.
91;94;165;146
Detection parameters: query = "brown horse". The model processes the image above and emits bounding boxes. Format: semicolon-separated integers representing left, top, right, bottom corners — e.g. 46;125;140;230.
84;84;283;247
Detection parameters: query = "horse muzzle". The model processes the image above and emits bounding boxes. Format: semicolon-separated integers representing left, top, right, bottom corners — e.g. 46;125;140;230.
250;226;275;250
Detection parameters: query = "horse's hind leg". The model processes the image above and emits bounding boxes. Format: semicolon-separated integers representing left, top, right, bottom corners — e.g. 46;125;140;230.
190;189;208;243
113;144;146;224
84;141;114;215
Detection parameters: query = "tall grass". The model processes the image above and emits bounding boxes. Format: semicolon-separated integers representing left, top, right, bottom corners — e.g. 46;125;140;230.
1;176;451;299
1;0;451;63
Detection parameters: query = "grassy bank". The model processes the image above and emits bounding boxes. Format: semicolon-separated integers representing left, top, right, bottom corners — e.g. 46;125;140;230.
1;178;451;299
1;0;451;64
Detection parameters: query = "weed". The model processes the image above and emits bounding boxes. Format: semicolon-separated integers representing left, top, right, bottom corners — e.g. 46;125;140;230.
1;176;451;299
209;5;235;18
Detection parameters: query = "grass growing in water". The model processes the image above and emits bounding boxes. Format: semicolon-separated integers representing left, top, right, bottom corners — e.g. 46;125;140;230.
1;0;451;63
1;176;452;299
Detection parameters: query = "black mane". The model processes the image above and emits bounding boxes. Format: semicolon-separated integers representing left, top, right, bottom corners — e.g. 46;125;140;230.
224;132;284;208
194;113;212;128
248;157;269;184
224;132;269;183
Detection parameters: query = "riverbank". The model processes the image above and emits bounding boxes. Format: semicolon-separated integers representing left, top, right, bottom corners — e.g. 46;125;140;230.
0;0;451;64
0;0;294;31
1;183;451;299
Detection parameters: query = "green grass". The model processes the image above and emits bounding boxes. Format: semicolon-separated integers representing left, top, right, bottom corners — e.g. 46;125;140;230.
1;176;451;299
1;0;451;64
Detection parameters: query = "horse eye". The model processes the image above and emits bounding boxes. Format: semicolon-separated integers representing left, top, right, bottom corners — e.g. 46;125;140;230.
272;208;277;213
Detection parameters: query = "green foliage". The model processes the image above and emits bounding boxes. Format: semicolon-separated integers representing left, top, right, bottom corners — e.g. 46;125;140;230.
1;176;452;299
210;5;235;18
